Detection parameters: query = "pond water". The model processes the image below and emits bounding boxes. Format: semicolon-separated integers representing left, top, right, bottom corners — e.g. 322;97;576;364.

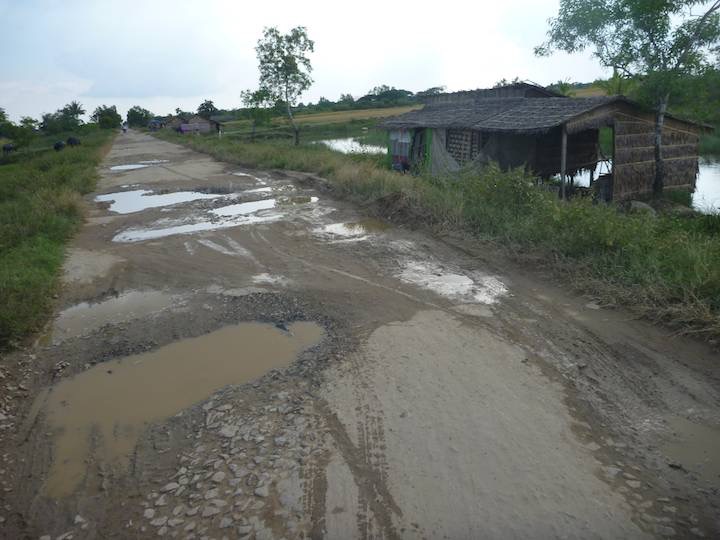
570;158;720;213
318;137;387;155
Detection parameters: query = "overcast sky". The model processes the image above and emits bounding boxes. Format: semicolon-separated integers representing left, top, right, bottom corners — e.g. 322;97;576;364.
0;0;609;122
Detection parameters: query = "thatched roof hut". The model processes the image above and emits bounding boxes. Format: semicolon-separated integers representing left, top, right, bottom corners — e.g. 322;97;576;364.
383;85;709;201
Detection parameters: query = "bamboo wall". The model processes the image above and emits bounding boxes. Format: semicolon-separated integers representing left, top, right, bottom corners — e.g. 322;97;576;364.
613;111;700;200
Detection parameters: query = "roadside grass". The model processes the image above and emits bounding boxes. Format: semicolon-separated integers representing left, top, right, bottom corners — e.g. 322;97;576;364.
154;130;720;339
0;127;113;348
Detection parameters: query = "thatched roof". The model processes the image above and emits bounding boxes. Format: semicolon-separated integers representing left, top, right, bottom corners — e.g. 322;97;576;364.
382;96;620;134
383;95;710;135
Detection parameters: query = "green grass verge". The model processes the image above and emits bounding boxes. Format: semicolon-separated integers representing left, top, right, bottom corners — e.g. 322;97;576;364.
0;126;114;348
154;130;720;339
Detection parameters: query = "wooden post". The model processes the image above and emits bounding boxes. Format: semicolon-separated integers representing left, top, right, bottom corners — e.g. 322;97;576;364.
560;124;567;200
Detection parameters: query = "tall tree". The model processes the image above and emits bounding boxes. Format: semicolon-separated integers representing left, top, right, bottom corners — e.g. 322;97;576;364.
241;88;272;141
255;26;314;145
537;0;720;195
197;99;218;120
63;101;86;122
127;106;154;127
91;105;122;129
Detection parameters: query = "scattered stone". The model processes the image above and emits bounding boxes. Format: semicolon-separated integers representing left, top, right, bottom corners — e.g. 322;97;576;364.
157;525;167;536
219;517;233;528
211;471;226;483
184;522;196;532
155;494;168;507
201;506;220;518
73;515;86;525
150;516;168;527
254;485;269;498
144;508;156;519
167;518;184;527
172;505;184;516
626;480;642;489
160;482;179;492
237;525;253;535
186;506;199;517
204;488;219;500
219;425;238;438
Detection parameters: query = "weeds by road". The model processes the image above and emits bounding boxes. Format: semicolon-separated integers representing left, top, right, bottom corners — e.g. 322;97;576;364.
0;127;114;348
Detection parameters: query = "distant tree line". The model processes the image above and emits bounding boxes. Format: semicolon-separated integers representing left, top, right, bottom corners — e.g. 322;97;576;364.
0;101;121;150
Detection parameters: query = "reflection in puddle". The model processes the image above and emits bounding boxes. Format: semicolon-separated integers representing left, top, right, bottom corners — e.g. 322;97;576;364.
211;198;278;217
42;321;323;497
661;416;720;480
114;196;319;242
318;138;387;155
109;160;169;172
53;290;178;343
96;189;223;214
399;260;507;305
317;219;390;240
114;214;282;242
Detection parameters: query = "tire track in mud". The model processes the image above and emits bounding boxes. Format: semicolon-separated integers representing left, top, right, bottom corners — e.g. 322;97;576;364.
314;397;402;540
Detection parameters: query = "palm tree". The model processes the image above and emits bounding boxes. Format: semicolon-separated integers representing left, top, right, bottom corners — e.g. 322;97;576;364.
63;101;86;121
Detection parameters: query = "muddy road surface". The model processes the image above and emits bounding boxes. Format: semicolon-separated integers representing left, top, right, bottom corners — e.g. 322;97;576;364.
1;130;719;539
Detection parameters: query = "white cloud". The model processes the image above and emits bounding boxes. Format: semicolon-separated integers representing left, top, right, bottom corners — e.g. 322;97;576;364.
0;0;608;121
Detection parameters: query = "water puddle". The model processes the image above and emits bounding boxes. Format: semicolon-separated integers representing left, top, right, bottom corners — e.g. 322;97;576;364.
317;138;387;155
661;416;720;481
317;219;390;241
52;290;178;343
109;160;169;172
114;196;319;242
211;198;278;217
42;321;323;497
232;172;267;185
252;273;290;286
95;189;223;214
399;260;508;305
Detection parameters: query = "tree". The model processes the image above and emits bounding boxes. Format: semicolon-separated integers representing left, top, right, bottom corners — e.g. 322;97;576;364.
493;77;522;88
197;99;218;120
62;101;85;123
19;117;38;130
91;105;122;129
547;79;576;96
595;69;638;96
416;86;446;97
241;87;273;141
339;93;355;104
127;106;153;127
537;0;720;196
255;26;314;145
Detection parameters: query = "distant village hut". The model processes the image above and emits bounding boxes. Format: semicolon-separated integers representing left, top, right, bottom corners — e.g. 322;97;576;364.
383;83;707;201
179;115;222;135
148;117;166;131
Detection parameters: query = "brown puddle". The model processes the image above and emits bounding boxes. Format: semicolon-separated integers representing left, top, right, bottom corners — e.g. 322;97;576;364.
661;416;720;483
42;321;323;497
52;290;178;343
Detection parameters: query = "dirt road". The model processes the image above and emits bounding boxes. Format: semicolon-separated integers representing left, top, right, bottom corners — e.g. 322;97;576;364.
1;130;719;539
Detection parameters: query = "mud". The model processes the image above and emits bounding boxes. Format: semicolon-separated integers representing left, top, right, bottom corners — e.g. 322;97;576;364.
2;129;719;539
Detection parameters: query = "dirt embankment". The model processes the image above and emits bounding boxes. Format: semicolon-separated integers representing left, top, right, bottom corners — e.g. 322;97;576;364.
0;130;718;539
